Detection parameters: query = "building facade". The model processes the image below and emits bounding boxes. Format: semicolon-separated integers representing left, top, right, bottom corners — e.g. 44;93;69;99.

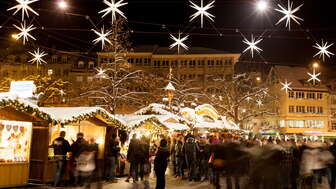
268;65;331;135
98;46;241;91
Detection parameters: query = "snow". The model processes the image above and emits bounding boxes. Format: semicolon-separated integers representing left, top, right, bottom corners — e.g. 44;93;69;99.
165;82;176;91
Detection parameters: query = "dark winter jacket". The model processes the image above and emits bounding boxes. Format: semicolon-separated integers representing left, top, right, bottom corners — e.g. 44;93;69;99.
183;137;199;161
107;139;120;158
71;138;87;158
51;137;71;156
174;141;184;158
154;147;170;173
127;138;138;162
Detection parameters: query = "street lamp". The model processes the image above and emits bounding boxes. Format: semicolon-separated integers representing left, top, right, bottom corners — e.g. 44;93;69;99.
313;62;319;69
57;1;68;9
256;0;268;12
11;33;19;40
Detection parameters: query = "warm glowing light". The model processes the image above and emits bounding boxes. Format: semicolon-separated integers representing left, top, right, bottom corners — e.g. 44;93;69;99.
256;0;268;12
7;0;39;21
256;76;261;81
99;0;128;24
169;32;189;54
13;21;36;45
307;69;321;85
313;40;334;62
243;34;263;58
11;33;19;40
28;48;47;68
57;1;68;9
189;0;215;28
275;0;303;30
313;62;319;68
92;26;112;50
281;80;292;93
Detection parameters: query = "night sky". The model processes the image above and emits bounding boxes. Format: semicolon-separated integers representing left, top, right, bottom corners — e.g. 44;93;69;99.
0;0;336;66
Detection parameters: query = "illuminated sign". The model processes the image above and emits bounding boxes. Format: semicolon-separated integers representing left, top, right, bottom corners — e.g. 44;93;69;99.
9;81;36;98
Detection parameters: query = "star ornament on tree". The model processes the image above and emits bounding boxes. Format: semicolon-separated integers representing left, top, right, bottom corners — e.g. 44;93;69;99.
243;34;263;58
313;40;334;61
29;48;47;68
7;0;39;21
13;21;36;45
189;0;215;28
95;68;108;78
99;0;128;24
92;26;112;50
256;99;263;107
275;0;303;30
307;70;321;85
169;32;189;54
281;80;292;93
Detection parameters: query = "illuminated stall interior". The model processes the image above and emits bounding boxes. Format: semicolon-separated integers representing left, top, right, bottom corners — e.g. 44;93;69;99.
0;104;44;188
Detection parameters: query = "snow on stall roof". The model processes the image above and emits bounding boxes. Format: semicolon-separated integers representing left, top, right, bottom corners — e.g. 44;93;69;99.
115;114;156;128
39;107;111;123
0;92;39;109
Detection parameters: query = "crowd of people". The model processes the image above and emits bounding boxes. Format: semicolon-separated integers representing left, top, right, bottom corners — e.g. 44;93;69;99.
51;130;336;189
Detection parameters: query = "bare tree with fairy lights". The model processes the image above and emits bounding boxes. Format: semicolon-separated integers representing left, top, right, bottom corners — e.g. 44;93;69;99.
83;18;165;113
207;73;276;129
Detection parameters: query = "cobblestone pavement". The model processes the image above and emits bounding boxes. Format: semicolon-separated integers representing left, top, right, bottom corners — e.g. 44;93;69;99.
28;175;331;189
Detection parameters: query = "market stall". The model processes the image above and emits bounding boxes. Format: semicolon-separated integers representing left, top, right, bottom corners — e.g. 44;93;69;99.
0;98;49;188
29;107;124;183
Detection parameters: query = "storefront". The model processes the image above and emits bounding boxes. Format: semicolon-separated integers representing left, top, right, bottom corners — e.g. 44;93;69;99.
29;107;125;183
0;105;43;188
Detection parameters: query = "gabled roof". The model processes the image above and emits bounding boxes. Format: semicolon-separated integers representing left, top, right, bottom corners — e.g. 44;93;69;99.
271;65;328;91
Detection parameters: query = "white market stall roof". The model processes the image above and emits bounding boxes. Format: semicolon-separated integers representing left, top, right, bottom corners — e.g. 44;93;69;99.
39;107;125;126
116;114;189;131
0;92;51;121
0;92;125;126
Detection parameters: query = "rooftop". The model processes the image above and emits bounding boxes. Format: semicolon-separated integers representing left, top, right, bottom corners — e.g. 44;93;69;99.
272;65;328;91
130;45;239;55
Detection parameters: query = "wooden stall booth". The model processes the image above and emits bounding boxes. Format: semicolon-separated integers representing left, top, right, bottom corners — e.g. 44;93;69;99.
29;107;124;184
0;98;50;188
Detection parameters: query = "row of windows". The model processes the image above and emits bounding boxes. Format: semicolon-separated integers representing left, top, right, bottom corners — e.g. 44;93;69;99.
288;105;324;114
279;120;324;128
288;91;323;100
1;69;69;77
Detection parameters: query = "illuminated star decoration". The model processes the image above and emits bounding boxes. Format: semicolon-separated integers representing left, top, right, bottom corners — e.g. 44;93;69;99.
281;80;292;93
60;90;66;96
313;40;334;61
7;0;39;21
95;68;108;78
307;69;321;85
243;34;263;58
256;99;263;107
92;26;112;50
13;21;36;45
169;32;189;54
99;0;128;24
189;0;215;28
275;0;303;30
29;48;47;68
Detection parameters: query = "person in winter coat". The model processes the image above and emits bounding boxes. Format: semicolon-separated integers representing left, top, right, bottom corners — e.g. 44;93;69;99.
174;135;184;179
51;131;71;186
183;136;199;181
154;139;170;189
127;134;139;182
70;132;87;186
106;133;120;182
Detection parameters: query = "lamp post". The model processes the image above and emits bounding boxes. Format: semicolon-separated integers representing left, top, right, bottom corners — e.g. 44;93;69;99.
165;82;175;109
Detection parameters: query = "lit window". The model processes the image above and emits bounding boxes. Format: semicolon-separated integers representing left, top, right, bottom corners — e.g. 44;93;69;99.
76;76;83;82
48;69;53;76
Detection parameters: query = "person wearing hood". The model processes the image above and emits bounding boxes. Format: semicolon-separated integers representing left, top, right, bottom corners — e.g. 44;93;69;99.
154;139;170;189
